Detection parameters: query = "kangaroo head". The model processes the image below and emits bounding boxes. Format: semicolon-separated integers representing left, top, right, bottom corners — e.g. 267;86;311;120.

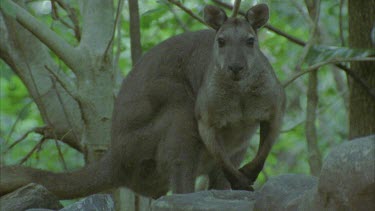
204;4;269;81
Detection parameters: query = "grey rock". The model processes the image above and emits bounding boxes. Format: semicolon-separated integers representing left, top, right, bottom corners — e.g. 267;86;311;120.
59;194;114;211
0;183;63;211
254;174;318;211
255;135;375;211
152;190;256;211
317;135;375;210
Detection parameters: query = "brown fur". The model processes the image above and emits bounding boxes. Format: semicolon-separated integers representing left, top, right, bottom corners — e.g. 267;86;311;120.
0;4;285;199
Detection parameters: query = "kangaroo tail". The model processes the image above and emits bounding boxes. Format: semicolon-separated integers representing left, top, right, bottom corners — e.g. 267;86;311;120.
0;153;115;199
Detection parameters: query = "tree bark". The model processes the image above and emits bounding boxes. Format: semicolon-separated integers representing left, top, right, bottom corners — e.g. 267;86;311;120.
1;0;116;164
348;0;375;139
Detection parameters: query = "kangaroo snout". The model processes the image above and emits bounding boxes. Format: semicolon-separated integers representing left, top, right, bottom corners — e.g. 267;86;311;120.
228;64;244;74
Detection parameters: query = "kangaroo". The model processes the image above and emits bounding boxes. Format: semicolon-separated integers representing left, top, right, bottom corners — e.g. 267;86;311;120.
0;4;285;199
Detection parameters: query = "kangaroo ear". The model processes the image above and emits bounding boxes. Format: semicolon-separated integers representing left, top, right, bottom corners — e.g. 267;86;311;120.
246;4;269;29
204;5;228;30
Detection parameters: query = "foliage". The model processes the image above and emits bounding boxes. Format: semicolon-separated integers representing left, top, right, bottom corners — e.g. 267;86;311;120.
0;0;371;192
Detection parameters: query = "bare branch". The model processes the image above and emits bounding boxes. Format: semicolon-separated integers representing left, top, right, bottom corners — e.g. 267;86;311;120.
128;0;142;64
295;0;320;72
339;0;345;46
305;69;322;176
53;0;81;41
211;0;306;46
44;65;80;101
336;63;375;100
55;140;67;170
2;0;81;73
51;0;81;41
5;100;33;145
291;0;312;25
104;0;124;61
168;0;209;27
114;6;123;92
283;57;375;88
304;0;322;177
19;137;47;165
280;121;304;133
50;76;81;148
231;0;241;18
166;3;189;32
4;127;39;153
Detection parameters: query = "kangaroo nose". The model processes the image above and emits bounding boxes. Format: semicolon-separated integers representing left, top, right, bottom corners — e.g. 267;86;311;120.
228;64;244;74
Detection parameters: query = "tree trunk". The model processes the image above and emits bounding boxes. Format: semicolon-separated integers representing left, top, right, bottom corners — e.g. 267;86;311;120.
348;0;375;139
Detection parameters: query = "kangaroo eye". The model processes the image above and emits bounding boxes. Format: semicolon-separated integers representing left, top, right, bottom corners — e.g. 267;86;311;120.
217;38;225;47
246;37;255;46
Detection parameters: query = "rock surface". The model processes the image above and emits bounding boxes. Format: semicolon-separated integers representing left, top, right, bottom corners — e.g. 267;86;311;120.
60;194;114;211
254;174;318;211
0;183;63;211
152;190;256;211
317;135;375;210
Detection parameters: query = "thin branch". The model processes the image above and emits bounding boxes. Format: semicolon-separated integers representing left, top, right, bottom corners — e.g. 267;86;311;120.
55;140;67;170
280;121;304;133
291;0;312;25
114;6;123;92
264;24;306;46
339;0;345;46
51;0;81;41
336;63;375;100
166;3;189;32
50;76;81;150
211;0;306;46
128;0;142;64
53;0;81;41
44;65;80;100
283;57;375;88
4;127;38;153
304;0;322;177
167;0;209;27
104;0;124;61
3;0;81;73
231;0;241;18
5;100;33;145
295;0;320;72
19;137;47;165
51;1;74;29
305;68;322;176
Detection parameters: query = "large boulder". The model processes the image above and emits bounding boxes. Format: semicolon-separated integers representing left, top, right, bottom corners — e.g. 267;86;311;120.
317;135;375;210
0;183;63;211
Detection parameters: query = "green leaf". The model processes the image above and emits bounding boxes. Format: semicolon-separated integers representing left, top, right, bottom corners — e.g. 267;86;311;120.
306;45;375;65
